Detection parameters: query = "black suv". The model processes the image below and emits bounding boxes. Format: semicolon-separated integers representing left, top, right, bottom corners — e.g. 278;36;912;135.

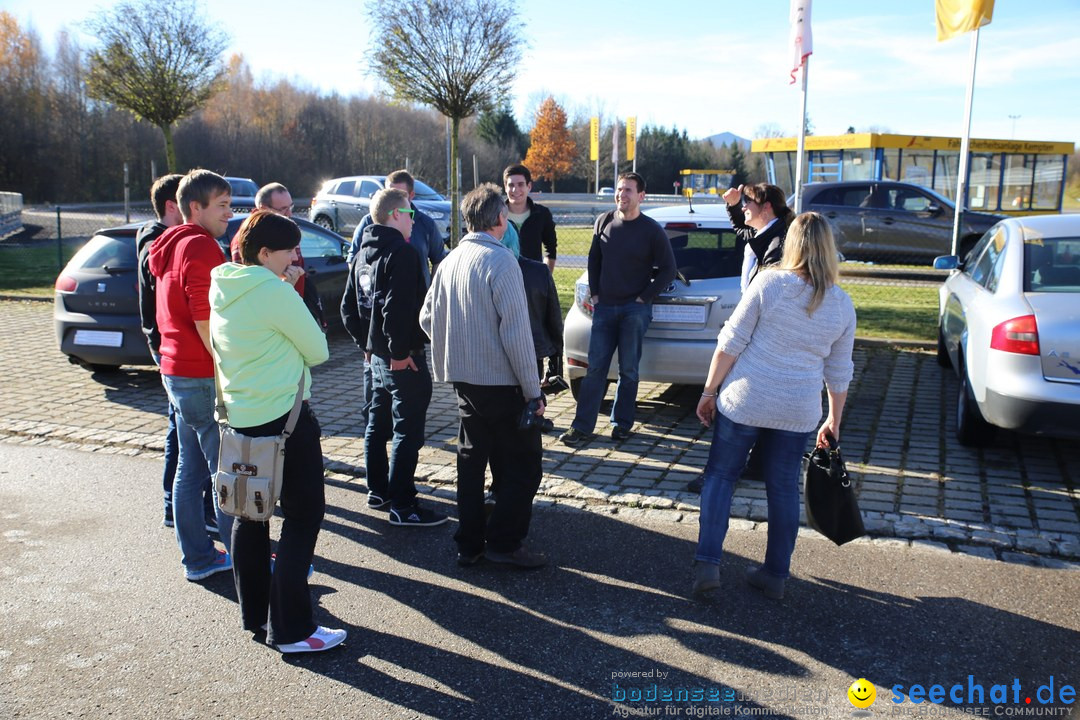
799;181;1004;263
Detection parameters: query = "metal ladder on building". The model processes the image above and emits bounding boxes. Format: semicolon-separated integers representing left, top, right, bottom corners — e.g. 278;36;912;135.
808;151;843;183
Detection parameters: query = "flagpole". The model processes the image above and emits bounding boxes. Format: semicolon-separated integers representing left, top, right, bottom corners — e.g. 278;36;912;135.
951;27;980;257
794;55;809;214
612;121;619;187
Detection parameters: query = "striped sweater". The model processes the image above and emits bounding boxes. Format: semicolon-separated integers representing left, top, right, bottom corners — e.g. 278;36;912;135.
420;232;542;398
716;269;856;433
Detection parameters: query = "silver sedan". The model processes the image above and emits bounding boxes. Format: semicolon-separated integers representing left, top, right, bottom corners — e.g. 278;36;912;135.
935;214;1080;445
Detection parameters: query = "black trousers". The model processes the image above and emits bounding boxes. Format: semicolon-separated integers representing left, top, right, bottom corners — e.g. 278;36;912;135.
230;403;325;646
453;383;542;555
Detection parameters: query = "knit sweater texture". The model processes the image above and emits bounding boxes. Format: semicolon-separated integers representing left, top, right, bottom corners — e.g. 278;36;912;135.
716;269;856;433
420;232;542;398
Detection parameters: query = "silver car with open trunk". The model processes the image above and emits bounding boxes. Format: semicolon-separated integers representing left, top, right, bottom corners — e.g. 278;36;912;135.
563;203;743;396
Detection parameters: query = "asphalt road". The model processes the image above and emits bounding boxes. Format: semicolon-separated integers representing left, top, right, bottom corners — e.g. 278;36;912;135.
1;443;1077;720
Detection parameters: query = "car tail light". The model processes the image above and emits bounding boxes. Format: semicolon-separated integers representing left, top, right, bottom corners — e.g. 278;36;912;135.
55;275;77;292
990;315;1039;355
567;357;588;369
665;222;698;230
574;281;594;317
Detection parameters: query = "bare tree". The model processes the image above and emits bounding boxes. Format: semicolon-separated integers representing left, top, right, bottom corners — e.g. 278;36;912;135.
365;0;523;245
84;0;228;172
753;122;787;139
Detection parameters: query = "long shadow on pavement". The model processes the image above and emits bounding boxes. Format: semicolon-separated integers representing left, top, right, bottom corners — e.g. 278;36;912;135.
296;494;1079;716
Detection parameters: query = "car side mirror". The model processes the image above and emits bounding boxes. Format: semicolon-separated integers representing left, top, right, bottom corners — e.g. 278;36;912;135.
926;203;943;215
933;255;959;271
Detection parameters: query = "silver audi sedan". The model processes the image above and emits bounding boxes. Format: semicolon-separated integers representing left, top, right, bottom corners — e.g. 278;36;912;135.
935;214;1080;445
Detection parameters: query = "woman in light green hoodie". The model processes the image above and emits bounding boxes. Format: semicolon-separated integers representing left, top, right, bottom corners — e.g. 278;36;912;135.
209;210;345;654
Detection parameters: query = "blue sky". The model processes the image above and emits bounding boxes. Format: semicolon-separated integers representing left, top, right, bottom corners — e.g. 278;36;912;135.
7;0;1079;145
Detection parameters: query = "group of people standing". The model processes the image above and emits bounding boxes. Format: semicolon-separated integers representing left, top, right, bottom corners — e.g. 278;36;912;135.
135;161;855;656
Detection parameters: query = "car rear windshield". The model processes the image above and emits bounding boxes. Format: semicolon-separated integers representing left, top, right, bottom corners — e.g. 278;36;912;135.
67;234;136;271
1026;237;1080;292
662;224;742;280
227;179;258;197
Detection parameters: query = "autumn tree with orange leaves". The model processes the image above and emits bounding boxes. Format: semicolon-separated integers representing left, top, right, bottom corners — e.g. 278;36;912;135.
524;97;575;192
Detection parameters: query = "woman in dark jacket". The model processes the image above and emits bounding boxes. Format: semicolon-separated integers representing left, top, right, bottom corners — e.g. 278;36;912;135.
723;183;795;290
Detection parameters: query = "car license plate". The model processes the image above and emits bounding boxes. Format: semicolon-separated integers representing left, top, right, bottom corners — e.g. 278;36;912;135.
73;330;123;348
652;304;706;324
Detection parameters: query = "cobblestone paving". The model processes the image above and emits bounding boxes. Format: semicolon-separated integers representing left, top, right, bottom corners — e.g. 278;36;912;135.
1;298;1077;567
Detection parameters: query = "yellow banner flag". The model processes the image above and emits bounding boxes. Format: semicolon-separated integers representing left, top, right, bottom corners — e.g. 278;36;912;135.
589;117;599;161
935;0;994;42
626;117;637;162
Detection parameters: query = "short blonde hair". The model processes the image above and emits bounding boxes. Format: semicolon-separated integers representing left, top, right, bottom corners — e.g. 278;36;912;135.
779;212;839;314
372;188;410;224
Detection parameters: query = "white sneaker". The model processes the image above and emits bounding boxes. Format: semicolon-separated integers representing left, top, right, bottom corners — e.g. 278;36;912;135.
275;626;346;654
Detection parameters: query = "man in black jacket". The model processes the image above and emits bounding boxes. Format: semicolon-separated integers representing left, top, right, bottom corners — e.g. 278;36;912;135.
504;164;557;271
518;256;563;432
341;188;446;527
136;174;215;532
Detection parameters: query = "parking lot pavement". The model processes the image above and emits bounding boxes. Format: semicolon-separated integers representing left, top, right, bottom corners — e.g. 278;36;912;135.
2;298;1077;565
4;442;1077;720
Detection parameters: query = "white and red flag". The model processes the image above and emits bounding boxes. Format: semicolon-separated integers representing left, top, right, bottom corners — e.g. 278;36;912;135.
789;0;813;84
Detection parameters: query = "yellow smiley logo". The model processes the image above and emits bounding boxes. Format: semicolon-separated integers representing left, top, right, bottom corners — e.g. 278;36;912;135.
848;678;876;709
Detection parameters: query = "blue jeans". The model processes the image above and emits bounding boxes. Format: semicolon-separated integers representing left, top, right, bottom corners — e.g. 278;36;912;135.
572;300;652;433
161;374;234;571
365;353;432;509
361;358;374;421
153;352;211;521
695;412;811;579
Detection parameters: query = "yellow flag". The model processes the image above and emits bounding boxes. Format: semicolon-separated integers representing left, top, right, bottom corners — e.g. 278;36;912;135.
590;117;599;161
935;0;994;42
626;117;637;162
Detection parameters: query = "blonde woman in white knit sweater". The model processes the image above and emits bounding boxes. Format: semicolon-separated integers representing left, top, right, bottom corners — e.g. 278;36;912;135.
692;212;856;600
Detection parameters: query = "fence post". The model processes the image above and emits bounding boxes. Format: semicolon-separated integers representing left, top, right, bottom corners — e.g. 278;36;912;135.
124;163;131;223
55;206;62;273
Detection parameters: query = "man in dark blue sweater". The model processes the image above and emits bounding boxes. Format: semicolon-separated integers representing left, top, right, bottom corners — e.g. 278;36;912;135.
561;172;676;447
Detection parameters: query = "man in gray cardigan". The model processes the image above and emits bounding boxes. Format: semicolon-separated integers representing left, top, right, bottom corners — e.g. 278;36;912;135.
420;183;548;569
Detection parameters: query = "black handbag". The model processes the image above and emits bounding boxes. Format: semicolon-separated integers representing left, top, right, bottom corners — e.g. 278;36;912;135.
802;435;866;545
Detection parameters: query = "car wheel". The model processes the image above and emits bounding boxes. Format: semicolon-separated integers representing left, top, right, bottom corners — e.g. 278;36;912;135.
313;215;335;232
956;361;994;446
936;326;951;368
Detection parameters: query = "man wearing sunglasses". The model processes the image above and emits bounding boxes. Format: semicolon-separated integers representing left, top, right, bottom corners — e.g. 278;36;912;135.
343;189;446;527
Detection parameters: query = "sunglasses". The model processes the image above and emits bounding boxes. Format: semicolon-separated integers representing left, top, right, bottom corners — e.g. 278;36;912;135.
394;207;415;217
741;196;760;207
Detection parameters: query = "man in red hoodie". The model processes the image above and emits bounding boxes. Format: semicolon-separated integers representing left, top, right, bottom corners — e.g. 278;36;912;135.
149;169;235;582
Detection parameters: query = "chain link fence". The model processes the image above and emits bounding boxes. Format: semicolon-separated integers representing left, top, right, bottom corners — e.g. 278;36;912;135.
0;204;157;293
